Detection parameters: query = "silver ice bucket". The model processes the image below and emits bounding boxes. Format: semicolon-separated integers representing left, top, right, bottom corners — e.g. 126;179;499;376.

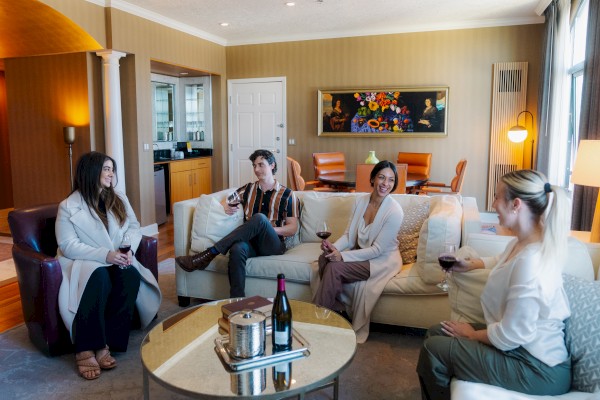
228;310;266;359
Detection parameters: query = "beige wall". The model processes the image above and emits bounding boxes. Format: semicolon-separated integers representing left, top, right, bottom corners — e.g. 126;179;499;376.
226;25;543;208
5;52;93;207
5;0;542;224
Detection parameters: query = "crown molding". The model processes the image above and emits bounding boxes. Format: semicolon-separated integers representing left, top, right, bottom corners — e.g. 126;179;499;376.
535;0;552;16
86;1;544;47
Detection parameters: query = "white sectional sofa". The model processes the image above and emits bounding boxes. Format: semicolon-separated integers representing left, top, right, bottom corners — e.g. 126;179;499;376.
450;232;600;399
173;189;482;329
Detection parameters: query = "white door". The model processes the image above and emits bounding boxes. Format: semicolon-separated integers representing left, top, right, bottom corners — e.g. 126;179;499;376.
227;77;286;188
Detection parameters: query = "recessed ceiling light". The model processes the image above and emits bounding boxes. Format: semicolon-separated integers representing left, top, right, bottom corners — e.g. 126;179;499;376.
180;72;189;75
285;2;295;6
219;22;229;27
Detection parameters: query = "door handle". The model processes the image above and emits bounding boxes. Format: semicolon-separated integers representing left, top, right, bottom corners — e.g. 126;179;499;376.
273;149;280;154
278;123;284;128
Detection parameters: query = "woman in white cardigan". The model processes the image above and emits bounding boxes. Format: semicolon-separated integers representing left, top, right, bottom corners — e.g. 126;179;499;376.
314;160;404;343
55;152;161;380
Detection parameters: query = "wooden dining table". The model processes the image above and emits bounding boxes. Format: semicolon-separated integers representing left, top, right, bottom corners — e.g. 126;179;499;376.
318;171;428;192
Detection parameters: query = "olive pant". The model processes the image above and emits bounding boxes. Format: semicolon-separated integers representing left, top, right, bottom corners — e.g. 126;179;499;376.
416;324;571;400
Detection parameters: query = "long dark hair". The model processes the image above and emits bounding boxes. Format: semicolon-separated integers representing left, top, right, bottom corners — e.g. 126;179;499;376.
370;160;399;193
73;151;127;227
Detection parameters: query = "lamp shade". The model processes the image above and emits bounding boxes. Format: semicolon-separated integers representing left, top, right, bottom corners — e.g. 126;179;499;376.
63;126;75;144
571;140;600;188
508;125;528;143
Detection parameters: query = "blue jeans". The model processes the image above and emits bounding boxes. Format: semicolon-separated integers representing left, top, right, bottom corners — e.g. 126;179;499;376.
214;213;286;297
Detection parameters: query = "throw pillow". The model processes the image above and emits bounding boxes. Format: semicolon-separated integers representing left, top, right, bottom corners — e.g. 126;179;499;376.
190;192;241;254
448;246;489;323
562;274;600;393
300;194;356;243
414;195;462;285
396;200;430;264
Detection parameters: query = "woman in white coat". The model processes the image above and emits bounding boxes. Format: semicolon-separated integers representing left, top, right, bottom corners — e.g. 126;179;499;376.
55;152;161;380
314;160;404;343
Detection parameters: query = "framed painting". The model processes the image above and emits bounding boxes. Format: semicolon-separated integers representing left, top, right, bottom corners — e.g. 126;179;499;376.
318;87;449;138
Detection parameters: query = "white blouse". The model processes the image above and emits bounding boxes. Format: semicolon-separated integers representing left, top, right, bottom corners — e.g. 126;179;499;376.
356;217;373;250
480;239;570;367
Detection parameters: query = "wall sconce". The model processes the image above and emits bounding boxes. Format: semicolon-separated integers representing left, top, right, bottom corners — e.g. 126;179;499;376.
571;140;600;243
63;126;75;191
507;110;535;168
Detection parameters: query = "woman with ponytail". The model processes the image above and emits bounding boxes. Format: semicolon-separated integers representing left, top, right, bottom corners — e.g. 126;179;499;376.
417;169;572;399
55;152;161;380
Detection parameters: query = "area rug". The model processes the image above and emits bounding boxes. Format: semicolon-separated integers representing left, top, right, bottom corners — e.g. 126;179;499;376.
0;259;424;399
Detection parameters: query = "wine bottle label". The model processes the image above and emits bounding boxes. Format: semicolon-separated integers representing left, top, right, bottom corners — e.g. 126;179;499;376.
274;328;289;345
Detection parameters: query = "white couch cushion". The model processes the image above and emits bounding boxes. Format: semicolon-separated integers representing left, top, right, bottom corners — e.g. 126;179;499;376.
414;195;462;285
563;274;600;394
299;193;356;243
451;379;595;399
448;245;489;323
190;190;241;254
203;242;321;283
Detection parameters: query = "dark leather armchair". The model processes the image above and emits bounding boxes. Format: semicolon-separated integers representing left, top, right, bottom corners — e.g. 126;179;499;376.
8;203;158;356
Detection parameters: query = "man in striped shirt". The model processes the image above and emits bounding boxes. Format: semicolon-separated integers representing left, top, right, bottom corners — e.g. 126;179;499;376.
176;149;299;297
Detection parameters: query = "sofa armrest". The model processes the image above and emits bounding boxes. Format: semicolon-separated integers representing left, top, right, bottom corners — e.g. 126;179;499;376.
461;197;481;247
173;198;200;257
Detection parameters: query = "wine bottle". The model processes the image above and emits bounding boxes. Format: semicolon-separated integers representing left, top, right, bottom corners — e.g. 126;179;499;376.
272;362;292;391
272;273;292;352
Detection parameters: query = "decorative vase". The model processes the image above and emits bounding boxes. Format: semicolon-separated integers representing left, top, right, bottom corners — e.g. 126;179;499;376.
365;151;379;164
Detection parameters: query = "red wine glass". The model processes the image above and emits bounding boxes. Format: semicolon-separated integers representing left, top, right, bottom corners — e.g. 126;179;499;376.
227;191;241;221
316;221;331;241
119;233;132;269
436;244;456;292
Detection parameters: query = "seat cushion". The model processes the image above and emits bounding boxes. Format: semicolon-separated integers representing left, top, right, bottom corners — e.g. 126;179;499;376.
204;242;321;283
563;274;600;394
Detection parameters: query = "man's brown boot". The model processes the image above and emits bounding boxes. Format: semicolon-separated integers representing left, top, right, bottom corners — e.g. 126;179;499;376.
176;249;217;272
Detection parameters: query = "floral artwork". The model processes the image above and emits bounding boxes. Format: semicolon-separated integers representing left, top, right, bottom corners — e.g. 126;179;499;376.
318;87;448;138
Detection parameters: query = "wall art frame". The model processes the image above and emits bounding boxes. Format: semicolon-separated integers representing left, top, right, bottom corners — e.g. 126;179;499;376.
318;87;449;138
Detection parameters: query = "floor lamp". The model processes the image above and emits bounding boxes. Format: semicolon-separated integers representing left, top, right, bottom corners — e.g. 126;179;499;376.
507;110;535;169
63;127;75;191
571;140;600;243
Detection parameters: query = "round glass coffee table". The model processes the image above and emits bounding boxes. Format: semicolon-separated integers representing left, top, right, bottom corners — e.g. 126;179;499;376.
141;299;356;399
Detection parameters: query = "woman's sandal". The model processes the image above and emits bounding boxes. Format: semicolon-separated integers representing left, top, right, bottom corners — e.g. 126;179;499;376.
96;346;117;370
76;351;101;380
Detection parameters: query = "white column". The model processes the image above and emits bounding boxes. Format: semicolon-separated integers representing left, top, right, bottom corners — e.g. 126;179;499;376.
96;50;127;192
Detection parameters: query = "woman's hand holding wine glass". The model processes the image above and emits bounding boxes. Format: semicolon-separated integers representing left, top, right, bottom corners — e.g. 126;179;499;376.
226;191;241;220
118;234;132;269
436;243;457;292
317;221;333;253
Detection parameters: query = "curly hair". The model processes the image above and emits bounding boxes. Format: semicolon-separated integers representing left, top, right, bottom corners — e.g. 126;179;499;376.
249;149;277;174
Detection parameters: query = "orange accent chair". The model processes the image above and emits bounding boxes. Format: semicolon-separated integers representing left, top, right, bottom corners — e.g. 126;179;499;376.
287;156;335;192
397;152;432;180
312;152;347;190
355;163;407;194
419;159;468;195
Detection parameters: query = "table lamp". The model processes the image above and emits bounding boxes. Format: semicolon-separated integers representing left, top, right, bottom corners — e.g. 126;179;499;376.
571;140;600;243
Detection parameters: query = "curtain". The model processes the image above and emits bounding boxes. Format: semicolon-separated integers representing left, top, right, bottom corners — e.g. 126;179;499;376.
536;0;571;182
572;0;600;231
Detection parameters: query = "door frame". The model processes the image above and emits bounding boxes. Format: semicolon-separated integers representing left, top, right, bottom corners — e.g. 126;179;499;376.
227;77;287;188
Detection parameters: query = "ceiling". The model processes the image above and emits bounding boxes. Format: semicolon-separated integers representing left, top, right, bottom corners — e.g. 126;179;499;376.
106;0;548;46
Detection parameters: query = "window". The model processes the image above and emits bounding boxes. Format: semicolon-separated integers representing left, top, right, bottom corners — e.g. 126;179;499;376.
564;0;588;190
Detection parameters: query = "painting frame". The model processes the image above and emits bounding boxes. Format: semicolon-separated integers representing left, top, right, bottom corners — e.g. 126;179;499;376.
318;87;449;138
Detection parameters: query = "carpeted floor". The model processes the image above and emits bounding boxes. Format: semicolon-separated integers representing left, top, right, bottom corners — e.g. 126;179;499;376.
0;259;424;399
